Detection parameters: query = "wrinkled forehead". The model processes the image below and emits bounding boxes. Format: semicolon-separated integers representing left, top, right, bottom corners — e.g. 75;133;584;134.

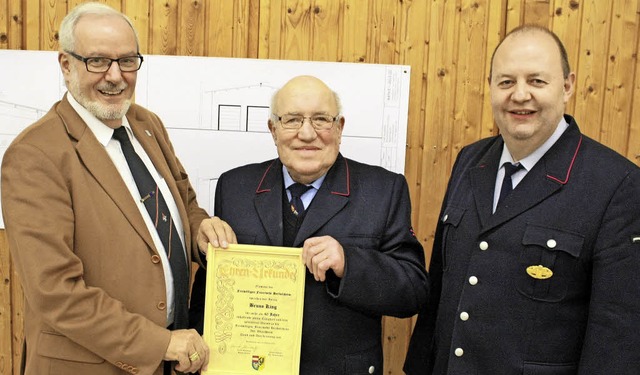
276;83;337;114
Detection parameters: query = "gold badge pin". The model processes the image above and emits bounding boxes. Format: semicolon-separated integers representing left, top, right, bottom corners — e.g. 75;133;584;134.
526;265;553;280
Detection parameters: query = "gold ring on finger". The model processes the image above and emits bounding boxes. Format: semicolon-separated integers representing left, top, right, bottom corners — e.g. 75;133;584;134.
189;352;200;362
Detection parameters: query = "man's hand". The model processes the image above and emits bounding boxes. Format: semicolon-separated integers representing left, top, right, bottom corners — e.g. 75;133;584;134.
301;235;345;281
164;329;210;373
197;217;237;259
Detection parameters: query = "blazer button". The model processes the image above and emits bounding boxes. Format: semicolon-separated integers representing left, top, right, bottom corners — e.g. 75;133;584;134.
151;255;161;264
368;365;375;374
157;301;166;310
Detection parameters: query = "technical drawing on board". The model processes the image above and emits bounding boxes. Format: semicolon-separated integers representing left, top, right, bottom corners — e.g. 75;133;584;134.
0;50;411;227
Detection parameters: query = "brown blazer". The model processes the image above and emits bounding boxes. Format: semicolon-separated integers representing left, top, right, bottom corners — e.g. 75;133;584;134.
1;95;209;375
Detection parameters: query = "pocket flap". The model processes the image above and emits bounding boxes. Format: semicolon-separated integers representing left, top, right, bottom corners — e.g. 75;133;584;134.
37;331;105;364
522;224;584;257
441;206;466;227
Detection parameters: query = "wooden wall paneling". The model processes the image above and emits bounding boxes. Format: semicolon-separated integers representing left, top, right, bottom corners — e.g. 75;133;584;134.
310;0;341;62
0;0;8;49
282;0;314;60
341;0;370;63
246;0;261;58
6;0;23;49
150;0;178;55
1;232;12;375
257;0;281;59
399;0;430;228
206;0;236;57
573;0;614;141
368;0;400;65
505;0;524;31
416;0;461;255
550;0;584;116
628;18;640;165
10;264;23;375
41;0;66;51
230;0;255;58
23;0;40;50
598;0;640;153
480;0;506;140
123;1;151;54
178;0;205;56
522;0;552;26
454;0;493;157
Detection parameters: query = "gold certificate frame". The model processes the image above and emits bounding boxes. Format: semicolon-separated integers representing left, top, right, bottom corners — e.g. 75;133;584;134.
202;243;305;375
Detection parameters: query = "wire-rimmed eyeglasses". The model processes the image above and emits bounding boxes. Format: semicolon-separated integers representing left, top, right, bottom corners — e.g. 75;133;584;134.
273;113;340;130
65;51;144;73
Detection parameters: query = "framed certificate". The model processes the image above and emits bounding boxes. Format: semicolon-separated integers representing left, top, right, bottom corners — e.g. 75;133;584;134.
202;244;305;375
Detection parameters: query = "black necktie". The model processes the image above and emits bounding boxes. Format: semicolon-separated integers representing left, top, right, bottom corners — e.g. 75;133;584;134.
497;162;523;208
289;183;312;217
112;126;189;329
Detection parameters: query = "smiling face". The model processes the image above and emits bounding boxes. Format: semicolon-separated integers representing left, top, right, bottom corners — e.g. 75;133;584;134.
59;13;138;128
269;76;344;184
490;30;575;160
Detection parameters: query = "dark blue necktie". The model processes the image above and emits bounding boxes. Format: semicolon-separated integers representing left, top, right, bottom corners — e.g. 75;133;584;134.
289;183;312;217
112;126;189;329
497;162;523;208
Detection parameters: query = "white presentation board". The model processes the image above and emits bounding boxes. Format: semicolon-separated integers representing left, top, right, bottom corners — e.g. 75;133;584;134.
0;50;411;228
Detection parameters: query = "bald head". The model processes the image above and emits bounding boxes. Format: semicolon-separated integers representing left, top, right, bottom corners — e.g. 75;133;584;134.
489;25;570;82
271;75;342;117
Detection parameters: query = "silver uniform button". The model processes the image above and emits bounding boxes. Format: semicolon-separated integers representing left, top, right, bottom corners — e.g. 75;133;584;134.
455;348;464;357
547;239;557;248
368;365;375;374
443;214;449;222
468;276;478;285
460;311;469;321
479;241;489;251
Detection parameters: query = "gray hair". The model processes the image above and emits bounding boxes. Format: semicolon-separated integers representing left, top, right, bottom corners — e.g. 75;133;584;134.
59;2;139;52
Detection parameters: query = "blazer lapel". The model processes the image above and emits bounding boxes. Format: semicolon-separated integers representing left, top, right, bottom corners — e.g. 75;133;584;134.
58;97;156;252
483;119;584;232
469;140;503;229
254;160;285;246
294;155;350;246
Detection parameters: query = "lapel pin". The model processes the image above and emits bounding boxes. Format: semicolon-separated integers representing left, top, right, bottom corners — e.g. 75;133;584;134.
526;265;553;280
145;130;152;137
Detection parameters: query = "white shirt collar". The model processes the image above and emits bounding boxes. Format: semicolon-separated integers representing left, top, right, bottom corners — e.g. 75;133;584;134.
66;92;132;146
282;165;325;190
499;116;570;170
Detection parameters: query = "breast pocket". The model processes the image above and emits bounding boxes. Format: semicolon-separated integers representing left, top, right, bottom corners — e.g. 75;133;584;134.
517;224;584;302
440;205;466;272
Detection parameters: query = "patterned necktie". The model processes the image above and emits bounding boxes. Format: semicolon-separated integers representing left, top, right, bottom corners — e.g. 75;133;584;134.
497;162;523;208
289;183;312;217
112;126;189;329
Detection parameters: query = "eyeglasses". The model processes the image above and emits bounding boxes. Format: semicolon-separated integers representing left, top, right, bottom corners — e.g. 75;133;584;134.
274;114;339;130
65;51;144;73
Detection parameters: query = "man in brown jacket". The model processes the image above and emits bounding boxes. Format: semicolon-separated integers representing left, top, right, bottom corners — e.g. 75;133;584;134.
1;2;235;374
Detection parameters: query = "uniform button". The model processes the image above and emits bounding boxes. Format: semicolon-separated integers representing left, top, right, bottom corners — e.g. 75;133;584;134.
468;276;478;285
151;255;161;264
455;348;464;357
368;365;375;374
460;311;469;321
157;301;166;310
547;239;557;249
443;214;449;222
479;241;489;251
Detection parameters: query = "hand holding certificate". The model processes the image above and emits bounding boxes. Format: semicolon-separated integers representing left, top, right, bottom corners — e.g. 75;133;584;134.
202;244;305;375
